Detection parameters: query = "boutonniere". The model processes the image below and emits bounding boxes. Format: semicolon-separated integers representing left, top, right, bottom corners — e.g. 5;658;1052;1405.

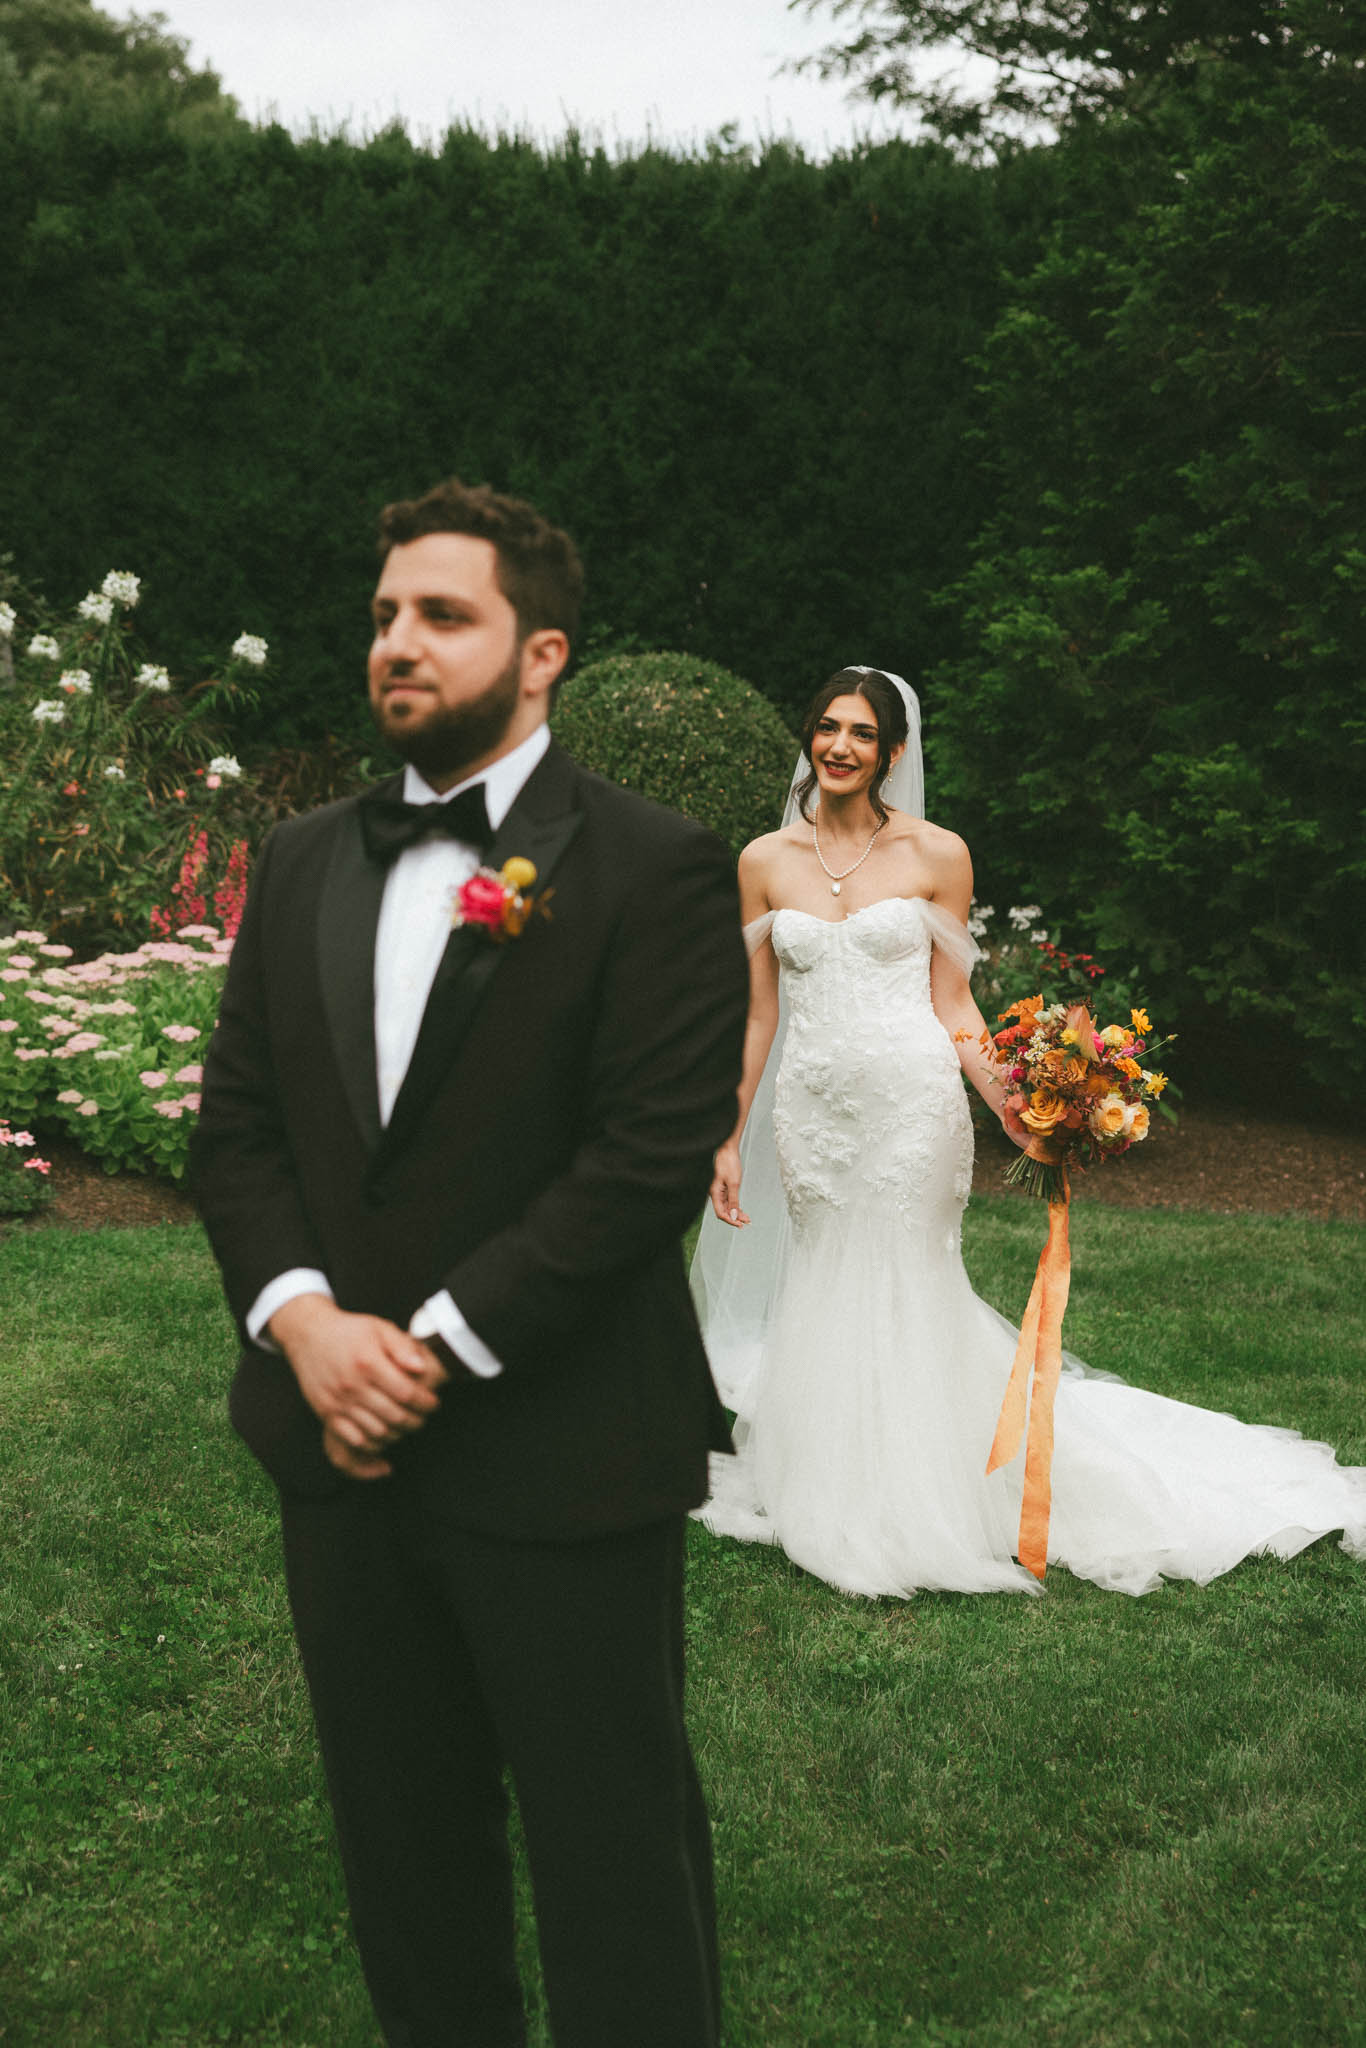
451;857;554;942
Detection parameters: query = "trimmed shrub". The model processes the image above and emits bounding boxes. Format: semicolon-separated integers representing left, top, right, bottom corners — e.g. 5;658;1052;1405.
553;653;796;857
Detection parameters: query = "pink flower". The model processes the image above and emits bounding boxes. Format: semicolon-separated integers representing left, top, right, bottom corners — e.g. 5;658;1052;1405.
11;1131;34;1146
205;774;221;790
154;1101;185;1118
179;1091;202;1112
173;1063;203;1083
455;872;510;933
0;1020;16;1033
56;1089;84;1105
177;924;218;940
139;1070;168;1088
72;823;90;836
65;1033;104;1053
14;1048;47;1060
0;970;27;983
9;955;34;970
24;1157;51;1174
161;1024;200;1043
78;1101;99;1117
12;931;46;943
38;944;74;958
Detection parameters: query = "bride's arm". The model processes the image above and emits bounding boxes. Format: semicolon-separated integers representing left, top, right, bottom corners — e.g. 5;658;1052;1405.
925;833;1028;1143
709;841;780;1225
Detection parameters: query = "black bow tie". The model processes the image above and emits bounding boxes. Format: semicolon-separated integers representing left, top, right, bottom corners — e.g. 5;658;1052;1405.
358;784;493;866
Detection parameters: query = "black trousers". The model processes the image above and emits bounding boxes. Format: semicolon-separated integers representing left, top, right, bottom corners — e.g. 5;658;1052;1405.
279;1485;720;2048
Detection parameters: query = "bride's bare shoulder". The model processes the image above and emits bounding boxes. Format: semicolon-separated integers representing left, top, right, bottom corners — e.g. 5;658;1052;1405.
739;825;805;878
884;810;970;866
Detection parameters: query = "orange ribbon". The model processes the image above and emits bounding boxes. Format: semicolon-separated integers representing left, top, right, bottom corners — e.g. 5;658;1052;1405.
985;1184;1072;1579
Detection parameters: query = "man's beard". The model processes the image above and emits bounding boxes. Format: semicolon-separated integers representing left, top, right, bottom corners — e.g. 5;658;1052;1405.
372;652;522;781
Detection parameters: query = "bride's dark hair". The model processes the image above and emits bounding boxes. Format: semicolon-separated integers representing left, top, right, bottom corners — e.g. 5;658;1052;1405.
793;668;909;825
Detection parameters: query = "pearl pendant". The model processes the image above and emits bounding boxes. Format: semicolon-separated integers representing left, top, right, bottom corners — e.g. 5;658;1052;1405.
831;880;841;896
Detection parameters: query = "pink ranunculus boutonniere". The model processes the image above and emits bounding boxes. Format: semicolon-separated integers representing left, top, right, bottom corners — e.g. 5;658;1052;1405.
451;857;553;942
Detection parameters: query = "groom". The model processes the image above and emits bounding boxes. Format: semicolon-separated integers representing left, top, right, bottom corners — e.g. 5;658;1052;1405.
192;479;748;2048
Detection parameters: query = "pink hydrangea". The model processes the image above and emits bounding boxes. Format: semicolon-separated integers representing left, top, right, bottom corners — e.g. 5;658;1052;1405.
178;1091;202;1112
173;1064;203;1084
161;1024;200;1043
154;1101;185;1118
139;1070;168;1088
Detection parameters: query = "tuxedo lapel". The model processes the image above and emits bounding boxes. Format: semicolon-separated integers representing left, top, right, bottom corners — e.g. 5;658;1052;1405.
377;744;585;1166
316;785;393;1155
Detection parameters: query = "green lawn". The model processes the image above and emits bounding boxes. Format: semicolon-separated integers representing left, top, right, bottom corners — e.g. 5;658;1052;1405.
1;1204;1363;2046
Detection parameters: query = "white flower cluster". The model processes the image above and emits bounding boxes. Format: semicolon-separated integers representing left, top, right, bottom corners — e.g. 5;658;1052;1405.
103;762;126;781
231;632;268;666
101;570;141;608
78;591;114;625
28;634;60;660
32;700;65;724
207;754;242;780
59;669;93;695
966;900;993;940
0;601;15;638
136;663;171;693
1007;904;1043;932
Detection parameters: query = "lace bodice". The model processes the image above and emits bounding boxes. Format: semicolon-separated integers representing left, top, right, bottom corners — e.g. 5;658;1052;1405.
770;897;974;1238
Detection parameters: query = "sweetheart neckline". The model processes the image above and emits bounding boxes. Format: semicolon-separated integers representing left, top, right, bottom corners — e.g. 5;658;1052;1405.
773;896;935;930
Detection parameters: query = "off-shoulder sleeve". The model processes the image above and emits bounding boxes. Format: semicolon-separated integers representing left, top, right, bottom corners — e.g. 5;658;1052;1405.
918;900;981;978
742;910;777;958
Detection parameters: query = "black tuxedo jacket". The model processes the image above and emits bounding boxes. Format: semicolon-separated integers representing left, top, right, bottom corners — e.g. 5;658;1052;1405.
192;739;749;1539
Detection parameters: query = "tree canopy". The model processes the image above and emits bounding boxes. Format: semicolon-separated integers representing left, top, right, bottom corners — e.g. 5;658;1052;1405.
0;0;240;127
795;0;1366;150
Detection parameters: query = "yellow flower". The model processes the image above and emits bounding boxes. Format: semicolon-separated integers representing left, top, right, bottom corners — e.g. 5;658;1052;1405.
1116;1056;1142;1080
1100;1024;1130;1049
1131;1007;1151;1034
1146;1072;1168;1097
1128;1102;1150;1141
500;856;538;893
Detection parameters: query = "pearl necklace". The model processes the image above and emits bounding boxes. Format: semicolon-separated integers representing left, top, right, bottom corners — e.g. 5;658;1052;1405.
813;814;884;896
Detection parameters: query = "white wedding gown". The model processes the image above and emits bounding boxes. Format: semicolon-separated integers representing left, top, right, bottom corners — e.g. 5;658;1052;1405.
694;896;1366;1598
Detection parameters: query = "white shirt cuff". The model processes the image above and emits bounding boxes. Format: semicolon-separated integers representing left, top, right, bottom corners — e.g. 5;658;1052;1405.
409;1290;504;1379
247;1269;335;1350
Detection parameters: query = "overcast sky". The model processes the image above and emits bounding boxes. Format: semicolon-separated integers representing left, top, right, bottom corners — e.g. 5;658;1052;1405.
153;0;923;157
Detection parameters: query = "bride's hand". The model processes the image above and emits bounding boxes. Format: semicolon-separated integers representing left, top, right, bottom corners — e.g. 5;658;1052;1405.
709;1142;749;1227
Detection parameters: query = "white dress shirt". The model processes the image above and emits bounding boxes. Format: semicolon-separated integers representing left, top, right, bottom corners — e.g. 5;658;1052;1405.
245;723;552;1376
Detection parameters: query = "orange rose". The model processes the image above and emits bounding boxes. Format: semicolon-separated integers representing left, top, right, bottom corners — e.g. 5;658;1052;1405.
1020;1087;1068;1135
1128;1102;1150;1141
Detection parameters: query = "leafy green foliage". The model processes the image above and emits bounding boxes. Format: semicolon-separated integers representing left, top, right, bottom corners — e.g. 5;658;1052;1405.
925;65;1366;1090
0;0;240;129
797;0;1366;151
0;928;223;1179
0;115;1060;741
553;652;797;855
0;580;263;952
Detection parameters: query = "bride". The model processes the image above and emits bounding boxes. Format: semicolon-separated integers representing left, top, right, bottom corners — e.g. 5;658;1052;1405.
691;666;1366;1598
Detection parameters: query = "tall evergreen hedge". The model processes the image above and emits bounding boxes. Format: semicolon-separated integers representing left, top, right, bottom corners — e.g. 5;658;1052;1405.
1;105;1058;742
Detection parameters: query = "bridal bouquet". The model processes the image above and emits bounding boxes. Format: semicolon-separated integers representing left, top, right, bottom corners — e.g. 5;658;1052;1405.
976;996;1174;1579
990;996;1173;1203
